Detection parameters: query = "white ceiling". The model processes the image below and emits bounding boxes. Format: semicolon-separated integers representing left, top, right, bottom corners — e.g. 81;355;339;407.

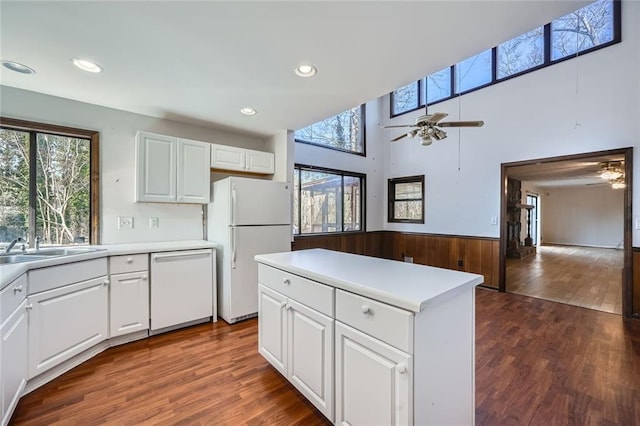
0;1;588;138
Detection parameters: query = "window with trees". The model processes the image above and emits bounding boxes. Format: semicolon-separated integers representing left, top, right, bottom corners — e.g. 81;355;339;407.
390;0;619;116
0;118;100;248
391;82;420;116
293;165;364;235
388;175;424;223
294;105;365;155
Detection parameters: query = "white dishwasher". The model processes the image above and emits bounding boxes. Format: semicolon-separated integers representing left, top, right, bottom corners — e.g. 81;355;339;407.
150;249;215;332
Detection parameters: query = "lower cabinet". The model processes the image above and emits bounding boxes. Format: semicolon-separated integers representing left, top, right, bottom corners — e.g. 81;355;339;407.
1;300;28;426
109;271;149;337
258;284;333;420
28;276;109;379
335;321;412;426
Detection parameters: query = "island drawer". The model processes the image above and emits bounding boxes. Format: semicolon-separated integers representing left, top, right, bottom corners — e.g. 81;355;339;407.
335;289;413;354
28;258;108;295
109;254;149;274
1;273;27;323
258;264;333;317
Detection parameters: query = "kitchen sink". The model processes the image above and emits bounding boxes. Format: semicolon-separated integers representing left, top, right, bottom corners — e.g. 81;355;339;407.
24;247;103;257
0;254;50;264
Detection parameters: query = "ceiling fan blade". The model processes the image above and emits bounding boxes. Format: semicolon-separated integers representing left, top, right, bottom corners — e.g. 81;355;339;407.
437;120;484;128
383;124;416;128
424;112;448;124
391;133;408;142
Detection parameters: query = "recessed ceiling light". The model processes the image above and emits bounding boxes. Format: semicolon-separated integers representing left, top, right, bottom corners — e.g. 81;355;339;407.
72;58;102;73
2;60;36;75
240;107;257;116
295;64;317;77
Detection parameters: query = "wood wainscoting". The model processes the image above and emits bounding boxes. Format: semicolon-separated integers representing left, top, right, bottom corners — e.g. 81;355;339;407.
292;231;499;289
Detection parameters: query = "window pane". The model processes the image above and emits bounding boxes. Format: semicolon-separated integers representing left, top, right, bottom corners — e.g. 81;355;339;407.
299;170;343;234
497;27;544;78
343;176;361;231
394;182;422;200
293;169;300;235
0;129;29;245
455;49;492;93
295;106;364;153
551;0;614;61
426;67;452;104
36;133;90;245
391;82;419;115
394;201;422;220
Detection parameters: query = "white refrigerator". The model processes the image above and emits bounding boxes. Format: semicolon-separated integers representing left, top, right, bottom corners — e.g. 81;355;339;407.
208;176;291;323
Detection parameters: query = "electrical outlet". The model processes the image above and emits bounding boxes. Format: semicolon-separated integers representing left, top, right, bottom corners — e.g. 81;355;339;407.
404;256;413;263
457;259;463;268
118;216;134;229
149;217;159;228
490;216;498;225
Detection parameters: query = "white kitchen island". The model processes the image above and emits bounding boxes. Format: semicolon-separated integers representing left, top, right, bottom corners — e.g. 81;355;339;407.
255;248;483;426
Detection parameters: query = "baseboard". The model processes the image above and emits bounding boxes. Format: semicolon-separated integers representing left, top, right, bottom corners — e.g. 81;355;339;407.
542;242;621;250
149;317;211;336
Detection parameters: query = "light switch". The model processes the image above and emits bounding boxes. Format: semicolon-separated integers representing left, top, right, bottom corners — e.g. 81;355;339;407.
490;216;498;225
149;217;159;228
118;216;134;229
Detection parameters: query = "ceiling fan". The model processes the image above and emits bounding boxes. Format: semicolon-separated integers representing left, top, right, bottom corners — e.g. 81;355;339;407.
384;112;484;146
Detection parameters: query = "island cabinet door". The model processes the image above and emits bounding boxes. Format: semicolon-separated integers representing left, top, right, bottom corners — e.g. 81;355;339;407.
335;321;412;426
258;284;287;375
287;298;334;421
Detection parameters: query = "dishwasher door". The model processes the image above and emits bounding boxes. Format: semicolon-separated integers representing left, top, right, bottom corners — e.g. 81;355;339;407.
150;249;214;331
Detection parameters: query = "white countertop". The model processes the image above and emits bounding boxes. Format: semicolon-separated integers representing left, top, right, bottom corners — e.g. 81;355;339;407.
0;240;217;290
255;249;483;312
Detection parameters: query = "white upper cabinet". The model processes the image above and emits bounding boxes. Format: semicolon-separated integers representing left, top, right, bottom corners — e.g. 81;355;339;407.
136;131;211;204
211;143;274;175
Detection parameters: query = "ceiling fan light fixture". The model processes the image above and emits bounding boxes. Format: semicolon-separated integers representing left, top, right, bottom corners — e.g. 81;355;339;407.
295;64;317;77
421;136;432;146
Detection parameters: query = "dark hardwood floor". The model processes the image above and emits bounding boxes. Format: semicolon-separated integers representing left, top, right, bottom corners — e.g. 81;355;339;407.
11;289;640;425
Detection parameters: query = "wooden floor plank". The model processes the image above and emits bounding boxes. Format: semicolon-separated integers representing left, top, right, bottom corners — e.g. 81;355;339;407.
11;289;640;425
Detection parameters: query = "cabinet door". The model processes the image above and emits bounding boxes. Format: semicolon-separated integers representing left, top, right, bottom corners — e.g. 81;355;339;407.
211;144;245;172
246;149;274;174
335;322;412;426
258;284;287;376
109;271;149;337
177;138;211;204
150;250;213;331
1;300;28;426
136;131;176;202
28;276;109;379
287;299;334;421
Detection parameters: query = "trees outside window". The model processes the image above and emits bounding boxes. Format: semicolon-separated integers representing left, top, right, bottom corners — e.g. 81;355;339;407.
497;27;544;79
294;165;364;235
0;119;99;247
388;175;424;223
294;105;365;155
391;82;420;116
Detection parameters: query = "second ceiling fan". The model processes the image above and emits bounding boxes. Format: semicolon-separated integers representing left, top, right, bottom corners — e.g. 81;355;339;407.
384;112;484;146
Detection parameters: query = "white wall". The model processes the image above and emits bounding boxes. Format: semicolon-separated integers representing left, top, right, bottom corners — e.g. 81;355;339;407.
0;86;269;244
375;1;640;244
541;185;624;248
294;99;385;231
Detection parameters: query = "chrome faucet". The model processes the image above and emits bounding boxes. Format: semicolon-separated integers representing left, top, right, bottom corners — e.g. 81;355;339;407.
4;237;24;254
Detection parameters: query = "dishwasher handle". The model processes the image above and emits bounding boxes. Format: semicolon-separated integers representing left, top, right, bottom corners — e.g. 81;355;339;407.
153;249;212;261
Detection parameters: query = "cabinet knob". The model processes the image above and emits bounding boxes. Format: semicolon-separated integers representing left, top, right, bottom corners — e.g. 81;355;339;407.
142;275;148;281
25;303;33;311
14;285;24;293
126;257;134;263
103;279;110;286
283;278;290;285
285;304;291;311
280;301;287;308
397;364;407;374
361;305;370;315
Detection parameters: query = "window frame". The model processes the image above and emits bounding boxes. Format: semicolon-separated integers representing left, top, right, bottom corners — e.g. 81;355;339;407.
390;80;423;118
293;164;366;236
389;0;621;117
388;175;425;224
0;117;101;245
294;104;367;156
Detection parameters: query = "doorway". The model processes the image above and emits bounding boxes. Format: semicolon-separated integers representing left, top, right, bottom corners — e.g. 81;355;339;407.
499;148;633;317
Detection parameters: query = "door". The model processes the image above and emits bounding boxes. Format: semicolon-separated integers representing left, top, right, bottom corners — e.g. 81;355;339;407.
258;284;287;375
177;138;211;204
526;194;539;245
28;276;108;379
246;149;275;174
211;144;245;172
136;132;176;202
109;271;149;337
230;177;291;225
1;300;28;426
335;322;412;426
288;298;334;421
229;225;291;320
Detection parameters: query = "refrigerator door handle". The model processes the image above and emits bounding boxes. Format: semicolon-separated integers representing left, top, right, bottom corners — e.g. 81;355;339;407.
231;186;237;226
231;227;237;269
